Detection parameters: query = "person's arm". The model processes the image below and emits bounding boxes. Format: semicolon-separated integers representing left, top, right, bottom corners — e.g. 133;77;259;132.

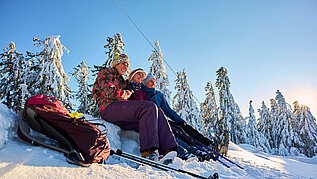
158;91;184;124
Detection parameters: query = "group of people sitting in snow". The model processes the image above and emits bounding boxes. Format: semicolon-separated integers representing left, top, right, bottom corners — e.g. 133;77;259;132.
93;52;223;163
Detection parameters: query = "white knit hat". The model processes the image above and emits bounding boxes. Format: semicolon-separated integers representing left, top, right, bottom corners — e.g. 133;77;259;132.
128;68;147;81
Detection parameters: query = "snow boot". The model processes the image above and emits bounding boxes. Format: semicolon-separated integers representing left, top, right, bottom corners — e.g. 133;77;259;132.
141;149;162;162
159;150;177;165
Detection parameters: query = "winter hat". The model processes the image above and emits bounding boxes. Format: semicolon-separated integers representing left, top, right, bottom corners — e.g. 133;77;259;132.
128;68;147;81
111;53;129;68
142;73;156;85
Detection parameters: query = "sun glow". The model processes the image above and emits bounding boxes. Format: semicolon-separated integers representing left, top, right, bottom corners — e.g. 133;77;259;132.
296;93;316;107
288;89;317;117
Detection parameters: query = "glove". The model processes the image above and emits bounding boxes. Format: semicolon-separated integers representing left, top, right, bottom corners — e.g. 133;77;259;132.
121;90;133;100
177;120;187;127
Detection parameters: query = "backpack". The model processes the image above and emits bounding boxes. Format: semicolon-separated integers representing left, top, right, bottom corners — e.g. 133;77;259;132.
18;95;110;167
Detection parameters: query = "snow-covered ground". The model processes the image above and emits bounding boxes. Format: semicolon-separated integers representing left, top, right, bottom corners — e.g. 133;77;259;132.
1;103;317;179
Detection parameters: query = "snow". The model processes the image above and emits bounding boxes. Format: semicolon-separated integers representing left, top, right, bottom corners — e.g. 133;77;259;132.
1;104;317;179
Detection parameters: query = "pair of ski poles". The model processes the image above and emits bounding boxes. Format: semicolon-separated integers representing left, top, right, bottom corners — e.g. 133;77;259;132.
110;148;219;179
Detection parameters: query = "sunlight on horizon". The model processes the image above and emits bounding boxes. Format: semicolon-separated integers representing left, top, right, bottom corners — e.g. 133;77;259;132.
296;94;316;107
289;89;317;116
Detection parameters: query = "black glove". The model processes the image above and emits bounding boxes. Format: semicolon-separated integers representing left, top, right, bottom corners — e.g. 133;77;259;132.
177;120;186;127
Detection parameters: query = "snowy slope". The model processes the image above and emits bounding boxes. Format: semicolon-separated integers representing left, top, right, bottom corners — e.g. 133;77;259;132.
1;104;317;179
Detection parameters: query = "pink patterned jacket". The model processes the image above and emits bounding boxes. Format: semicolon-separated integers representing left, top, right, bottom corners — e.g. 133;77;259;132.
93;67;131;113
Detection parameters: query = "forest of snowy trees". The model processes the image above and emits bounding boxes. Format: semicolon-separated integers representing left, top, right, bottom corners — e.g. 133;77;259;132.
1;33;317;158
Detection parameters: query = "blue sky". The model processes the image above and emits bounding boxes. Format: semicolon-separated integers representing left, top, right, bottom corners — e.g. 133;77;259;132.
1;0;317;117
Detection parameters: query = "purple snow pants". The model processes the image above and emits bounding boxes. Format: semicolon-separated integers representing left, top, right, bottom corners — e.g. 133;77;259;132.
100;100;177;154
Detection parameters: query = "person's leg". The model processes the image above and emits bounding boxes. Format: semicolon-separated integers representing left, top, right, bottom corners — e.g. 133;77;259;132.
100;100;159;152
157;109;178;155
175;137;190;160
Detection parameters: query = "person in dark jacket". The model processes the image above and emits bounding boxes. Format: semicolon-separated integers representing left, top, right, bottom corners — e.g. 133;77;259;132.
142;74;217;161
92;53;177;161
142;74;214;146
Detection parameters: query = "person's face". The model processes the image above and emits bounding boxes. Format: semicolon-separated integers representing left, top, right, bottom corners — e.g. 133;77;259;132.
145;78;156;88
115;62;129;75
132;72;144;84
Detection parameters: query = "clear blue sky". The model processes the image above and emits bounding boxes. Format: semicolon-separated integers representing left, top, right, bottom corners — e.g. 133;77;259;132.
1;0;317;117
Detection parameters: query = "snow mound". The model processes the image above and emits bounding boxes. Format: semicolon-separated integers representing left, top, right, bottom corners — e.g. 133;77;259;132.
0;103;17;149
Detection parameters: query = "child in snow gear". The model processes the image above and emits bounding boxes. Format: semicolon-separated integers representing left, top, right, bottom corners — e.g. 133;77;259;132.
93;55;178;161
18;95;110;167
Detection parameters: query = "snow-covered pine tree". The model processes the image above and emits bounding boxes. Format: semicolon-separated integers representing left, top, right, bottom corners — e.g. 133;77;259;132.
215;67;247;144
293;101;317;157
0;42;30;112
173;69;203;131
269;98;279;152
29;36;72;109
72;60;96;115
271;90;303;156
200;81;218;139
246;100;271;152
94;33;126;72
148;40;171;102
257;101;273;147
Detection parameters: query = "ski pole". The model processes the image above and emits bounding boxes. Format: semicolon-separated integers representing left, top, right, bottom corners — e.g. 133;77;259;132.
110;149;219;179
199;143;244;169
174;125;244;170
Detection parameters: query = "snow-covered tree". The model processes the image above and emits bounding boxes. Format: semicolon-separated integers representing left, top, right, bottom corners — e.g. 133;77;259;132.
215;67;247;144
246;100;271;152
148;40;171;102
293;101;317;157
29;36;72;109
270;90;303;156
200;81;218;139
94;33;126;72
0;42;30;112
72;60;96;115
173;69;202;131
257;101;272;145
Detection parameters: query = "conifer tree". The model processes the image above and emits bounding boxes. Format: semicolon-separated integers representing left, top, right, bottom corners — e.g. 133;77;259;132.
94;33;126;72
29;36;72;109
72;60;95;115
0;42;29;112
246;100;271;152
271;90;303;156
257;101;272;146
215;67;247;144
148;40;171;102
200;81;218;139
293;101;317;157
173;69;202;131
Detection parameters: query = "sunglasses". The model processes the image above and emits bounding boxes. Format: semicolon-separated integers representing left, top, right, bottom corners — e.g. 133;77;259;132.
148;73;156;77
115;54;128;59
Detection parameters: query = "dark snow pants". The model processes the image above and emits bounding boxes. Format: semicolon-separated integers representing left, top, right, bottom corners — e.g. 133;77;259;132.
100;100;178;154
